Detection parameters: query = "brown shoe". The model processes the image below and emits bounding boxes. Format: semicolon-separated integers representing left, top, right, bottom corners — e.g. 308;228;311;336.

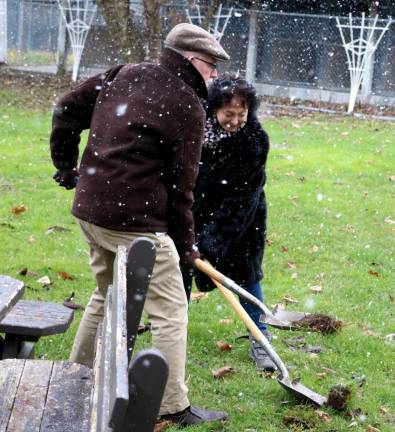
160;405;227;427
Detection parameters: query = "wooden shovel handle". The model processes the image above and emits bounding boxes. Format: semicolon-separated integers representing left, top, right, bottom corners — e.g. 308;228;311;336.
194;258;263;342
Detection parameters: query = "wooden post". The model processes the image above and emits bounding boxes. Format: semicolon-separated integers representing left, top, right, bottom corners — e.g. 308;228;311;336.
246;10;257;83
0;0;6;63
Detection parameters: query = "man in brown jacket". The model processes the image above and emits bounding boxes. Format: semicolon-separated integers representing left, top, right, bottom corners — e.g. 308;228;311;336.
50;23;229;427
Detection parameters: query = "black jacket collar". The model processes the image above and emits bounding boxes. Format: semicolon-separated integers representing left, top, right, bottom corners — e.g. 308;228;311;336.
159;48;208;100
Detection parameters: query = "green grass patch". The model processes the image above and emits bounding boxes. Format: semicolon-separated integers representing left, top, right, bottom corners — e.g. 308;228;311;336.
0;99;394;431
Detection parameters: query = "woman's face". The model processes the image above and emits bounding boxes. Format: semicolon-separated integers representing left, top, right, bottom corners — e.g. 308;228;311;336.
215;97;248;133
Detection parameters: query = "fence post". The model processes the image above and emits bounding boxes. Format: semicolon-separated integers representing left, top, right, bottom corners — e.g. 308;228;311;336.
0;0;6;63
245;10;257;83
56;13;68;75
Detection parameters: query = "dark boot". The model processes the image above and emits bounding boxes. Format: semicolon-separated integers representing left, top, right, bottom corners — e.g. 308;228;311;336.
249;331;277;372
160;405;227;427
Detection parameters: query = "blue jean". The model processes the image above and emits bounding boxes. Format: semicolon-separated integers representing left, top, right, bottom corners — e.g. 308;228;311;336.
239;281;267;333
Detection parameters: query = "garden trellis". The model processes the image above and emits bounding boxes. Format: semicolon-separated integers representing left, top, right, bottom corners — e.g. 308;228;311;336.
57;0;96;81
336;13;392;113
186;3;233;42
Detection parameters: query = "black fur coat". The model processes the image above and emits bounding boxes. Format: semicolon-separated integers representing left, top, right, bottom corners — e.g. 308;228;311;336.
193;114;270;289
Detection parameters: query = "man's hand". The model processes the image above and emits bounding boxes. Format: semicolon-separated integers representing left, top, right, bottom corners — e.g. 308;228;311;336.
53;168;79;190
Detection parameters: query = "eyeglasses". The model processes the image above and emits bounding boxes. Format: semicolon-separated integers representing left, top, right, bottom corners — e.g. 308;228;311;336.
193;57;218;71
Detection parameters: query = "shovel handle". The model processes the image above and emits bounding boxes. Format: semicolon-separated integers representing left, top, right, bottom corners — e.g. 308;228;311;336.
194;258;276;320
195;258;289;379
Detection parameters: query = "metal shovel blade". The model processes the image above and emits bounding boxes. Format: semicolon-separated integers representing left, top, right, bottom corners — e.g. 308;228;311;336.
263;307;310;330
278;377;327;406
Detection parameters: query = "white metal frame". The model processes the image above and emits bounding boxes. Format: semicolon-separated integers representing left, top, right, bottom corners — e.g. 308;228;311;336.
186;3;233;42
57;0;97;81
336;12;392;113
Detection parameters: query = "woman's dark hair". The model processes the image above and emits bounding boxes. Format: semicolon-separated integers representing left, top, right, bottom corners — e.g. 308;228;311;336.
207;73;260;119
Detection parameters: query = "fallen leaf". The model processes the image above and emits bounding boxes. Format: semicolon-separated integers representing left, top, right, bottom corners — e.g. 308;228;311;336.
368;270;380;277
212;366;233;379
45;225;71;234
310;284;322;293
216;340;232;352
388;175;395;182
11;204;27;215
63;300;85;311
281;246;289;253
379;406;389;415
385;333;395;342
58;271;74;280
37;275;51;285
317;372;327;380
282;294;298;304
154;420;172;431
367;426;380;432
359;324;382;339
265;239;273;246
291;272;298;279
287;262;296;269
191;292;209;301
315;409;332;423
219;318;233;325
384;216;395;225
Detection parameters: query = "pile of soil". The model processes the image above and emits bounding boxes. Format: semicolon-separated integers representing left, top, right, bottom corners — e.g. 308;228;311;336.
326;384;352;411
294;313;343;335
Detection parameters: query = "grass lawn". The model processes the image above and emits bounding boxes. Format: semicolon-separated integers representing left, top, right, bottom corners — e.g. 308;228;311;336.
0;91;394;431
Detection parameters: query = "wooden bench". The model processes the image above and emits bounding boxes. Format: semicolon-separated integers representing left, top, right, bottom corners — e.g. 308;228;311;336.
0;238;169;432
0;296;74;359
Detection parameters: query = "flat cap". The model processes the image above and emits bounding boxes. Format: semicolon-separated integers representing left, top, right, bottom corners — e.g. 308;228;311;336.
165;23;230;61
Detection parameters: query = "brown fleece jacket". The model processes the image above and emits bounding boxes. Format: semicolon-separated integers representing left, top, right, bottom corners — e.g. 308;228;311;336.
50;49;208;264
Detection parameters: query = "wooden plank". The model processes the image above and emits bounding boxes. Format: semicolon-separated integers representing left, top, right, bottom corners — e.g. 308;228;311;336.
40;361;92;432
0;359;24;432
108;249;129;431
0;300;74;336
0;276;24;321
95;285;115;432
6;360;53;432
89;323;103;432
122;349;168;432
125;239;156;357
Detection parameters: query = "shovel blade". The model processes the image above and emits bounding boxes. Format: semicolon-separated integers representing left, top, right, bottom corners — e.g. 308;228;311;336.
263;308;310;330
278;377;327;407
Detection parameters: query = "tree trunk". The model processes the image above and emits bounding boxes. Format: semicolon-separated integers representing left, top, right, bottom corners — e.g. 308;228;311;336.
143;0;165;61
96;0;145;63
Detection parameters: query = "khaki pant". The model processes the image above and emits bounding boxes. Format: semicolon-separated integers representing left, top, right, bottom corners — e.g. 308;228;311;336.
70;219;189;415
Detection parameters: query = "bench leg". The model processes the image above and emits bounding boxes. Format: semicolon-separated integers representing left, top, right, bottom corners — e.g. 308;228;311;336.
1;334;36;359
121;348;168;432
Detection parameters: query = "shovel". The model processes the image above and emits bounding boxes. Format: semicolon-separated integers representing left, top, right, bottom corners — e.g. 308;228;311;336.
194;259;327;406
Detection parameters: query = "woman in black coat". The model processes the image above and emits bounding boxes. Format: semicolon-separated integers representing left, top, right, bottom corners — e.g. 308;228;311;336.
184;75;275;371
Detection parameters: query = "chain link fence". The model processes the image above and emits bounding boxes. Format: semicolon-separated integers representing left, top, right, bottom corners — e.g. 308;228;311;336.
2;0;394;102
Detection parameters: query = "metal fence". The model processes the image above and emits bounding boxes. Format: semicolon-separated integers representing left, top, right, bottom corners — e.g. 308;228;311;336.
2;0;394;101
